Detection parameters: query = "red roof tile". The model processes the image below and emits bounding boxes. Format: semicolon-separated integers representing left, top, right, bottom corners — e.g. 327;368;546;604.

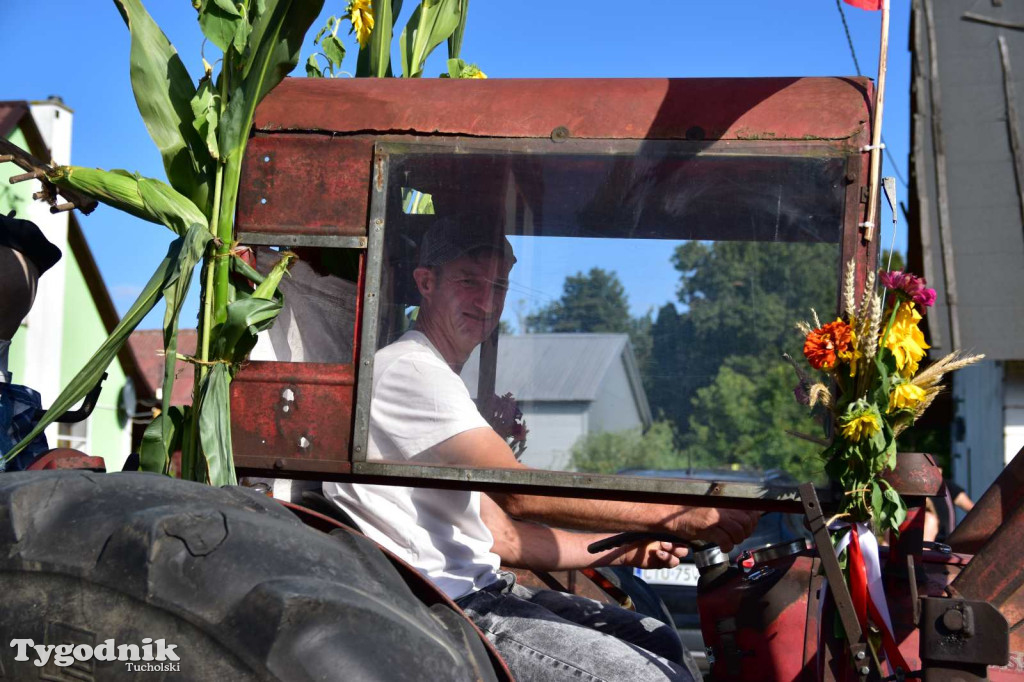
129;329;197;406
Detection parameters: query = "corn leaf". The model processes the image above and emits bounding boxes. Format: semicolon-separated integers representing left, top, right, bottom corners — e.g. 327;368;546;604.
199;363;236;486
190;77;221;160
212;0;324;319
1;225;213;467
447;0;468;60
400;0;462;78
209;252;292;364
139;405;186;473
356;0;404;77
149;223;208;474
216;0;325;211
179;403;203;482
113;0;212;212
50;166;208;236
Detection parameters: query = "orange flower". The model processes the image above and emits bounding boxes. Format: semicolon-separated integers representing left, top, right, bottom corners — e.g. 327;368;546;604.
803;319;853;371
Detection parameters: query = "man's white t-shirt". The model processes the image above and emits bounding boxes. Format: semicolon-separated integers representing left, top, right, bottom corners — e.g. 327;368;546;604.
323;330;501;600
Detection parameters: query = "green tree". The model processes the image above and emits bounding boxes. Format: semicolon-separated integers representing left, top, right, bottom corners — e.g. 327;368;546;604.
647;240;838;480
526;268;632;334
571;421;682;474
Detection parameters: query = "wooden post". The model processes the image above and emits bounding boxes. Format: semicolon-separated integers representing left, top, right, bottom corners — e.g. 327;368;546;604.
863;0;891;242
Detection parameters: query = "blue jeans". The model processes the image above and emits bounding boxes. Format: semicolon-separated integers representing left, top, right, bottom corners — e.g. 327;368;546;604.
456;571;699;682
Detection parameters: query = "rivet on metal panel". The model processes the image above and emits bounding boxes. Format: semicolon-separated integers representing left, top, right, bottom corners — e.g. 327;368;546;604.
855;651;866;661
845;172;857;184
374;154;386;192
260;197;267;205
279;388;295;414
262;155;270;163
550;126;570;142
355;444;362;452
274;458;285;470
363;360;370;366
374;218;383;227
858;666;870;676
298;435;312;451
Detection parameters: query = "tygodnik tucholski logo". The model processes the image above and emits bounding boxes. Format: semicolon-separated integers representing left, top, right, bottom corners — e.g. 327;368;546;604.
10;637;181;672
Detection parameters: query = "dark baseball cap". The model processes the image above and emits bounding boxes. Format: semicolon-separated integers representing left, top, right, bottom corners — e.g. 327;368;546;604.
0;211;62;275
417;216;516;269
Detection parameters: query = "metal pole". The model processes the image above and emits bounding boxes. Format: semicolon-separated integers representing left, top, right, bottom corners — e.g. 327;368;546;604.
863;0;891;242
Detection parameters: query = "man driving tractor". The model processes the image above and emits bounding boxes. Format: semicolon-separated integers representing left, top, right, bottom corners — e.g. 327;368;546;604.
324;216;760;681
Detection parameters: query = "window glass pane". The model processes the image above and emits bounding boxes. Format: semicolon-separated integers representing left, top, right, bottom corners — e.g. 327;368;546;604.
372;142;843;484
57;420;89;451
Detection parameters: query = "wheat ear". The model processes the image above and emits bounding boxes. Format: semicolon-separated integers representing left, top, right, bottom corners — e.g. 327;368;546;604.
912;351;986;390
843;258;857;320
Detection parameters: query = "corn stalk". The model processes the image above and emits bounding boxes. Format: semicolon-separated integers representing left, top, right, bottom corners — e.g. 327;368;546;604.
3;0;478;482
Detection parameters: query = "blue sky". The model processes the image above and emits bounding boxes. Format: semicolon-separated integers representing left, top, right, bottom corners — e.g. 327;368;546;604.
1;1;910;328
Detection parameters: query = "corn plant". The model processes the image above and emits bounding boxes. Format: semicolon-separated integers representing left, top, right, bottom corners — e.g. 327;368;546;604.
2;0;477;485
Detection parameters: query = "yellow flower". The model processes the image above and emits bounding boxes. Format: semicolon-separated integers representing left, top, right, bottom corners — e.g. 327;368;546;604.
349;0;374;48
889;383;926;412
884;302;929;377
464;65;487;79
839;400;882;442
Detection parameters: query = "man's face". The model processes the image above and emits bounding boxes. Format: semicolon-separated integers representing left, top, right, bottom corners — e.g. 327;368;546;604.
417;250;511;356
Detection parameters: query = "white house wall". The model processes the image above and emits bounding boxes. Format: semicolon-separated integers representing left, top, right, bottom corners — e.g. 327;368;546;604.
952;360;1006;503
1004;361;1024;467
21;101;72;446
589;354;644;433
517;401;588;471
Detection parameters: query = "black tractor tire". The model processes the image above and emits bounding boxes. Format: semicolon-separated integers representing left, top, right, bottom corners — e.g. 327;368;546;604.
0;470;498;681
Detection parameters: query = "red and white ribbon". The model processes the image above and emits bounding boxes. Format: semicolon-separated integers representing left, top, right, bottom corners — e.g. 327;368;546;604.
818;522;909;679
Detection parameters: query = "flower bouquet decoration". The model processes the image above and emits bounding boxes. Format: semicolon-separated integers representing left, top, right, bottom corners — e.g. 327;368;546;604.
477;392;529;459
791;264;983;673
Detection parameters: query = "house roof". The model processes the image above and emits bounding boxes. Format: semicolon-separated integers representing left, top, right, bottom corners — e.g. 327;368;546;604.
128;329;197;406
2;99;153;401
460;333;652;425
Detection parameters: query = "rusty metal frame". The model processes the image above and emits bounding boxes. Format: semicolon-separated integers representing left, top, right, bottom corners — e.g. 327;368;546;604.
344;136;861;508
351;146;391;465
236;232;368;249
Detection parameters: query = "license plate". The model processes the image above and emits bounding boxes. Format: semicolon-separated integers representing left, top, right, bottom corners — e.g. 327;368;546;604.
634;563;700;587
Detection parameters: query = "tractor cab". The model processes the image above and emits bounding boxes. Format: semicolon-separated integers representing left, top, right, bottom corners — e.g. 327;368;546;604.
230;76;875;511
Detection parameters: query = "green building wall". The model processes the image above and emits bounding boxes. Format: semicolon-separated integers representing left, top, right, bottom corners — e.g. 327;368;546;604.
60;248;132;470
3;123;131;470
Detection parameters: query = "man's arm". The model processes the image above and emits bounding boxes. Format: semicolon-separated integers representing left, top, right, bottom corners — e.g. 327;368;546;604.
481;494;688;571
427;427;759;552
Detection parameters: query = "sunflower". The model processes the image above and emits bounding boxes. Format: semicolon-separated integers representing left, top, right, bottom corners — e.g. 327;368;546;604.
348;0;374;48
883;302;929;377
888;382;926;412
839;400;882;442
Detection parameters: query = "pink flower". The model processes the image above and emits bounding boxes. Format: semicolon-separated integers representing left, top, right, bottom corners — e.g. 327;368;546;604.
880;270;937;309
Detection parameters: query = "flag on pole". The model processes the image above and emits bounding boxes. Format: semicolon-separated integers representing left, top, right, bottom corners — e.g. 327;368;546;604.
843;0;883;9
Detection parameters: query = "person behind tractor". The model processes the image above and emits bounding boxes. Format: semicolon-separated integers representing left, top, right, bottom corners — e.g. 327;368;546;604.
324;216;760;682
0;211;62;470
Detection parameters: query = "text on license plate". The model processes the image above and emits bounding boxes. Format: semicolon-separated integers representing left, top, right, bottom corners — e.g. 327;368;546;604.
634;564;700;587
